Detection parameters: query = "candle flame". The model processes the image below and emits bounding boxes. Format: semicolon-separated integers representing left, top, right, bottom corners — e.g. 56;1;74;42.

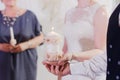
51;27;54;31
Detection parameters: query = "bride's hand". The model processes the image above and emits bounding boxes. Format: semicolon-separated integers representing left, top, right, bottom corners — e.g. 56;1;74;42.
43;60;70;76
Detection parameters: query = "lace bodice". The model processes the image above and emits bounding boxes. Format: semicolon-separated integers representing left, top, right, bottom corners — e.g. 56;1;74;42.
63;3;101;53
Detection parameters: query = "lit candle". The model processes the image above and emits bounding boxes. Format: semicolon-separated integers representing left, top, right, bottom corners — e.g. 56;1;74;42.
46;27;62;55
10;27;16;46
46;27;63;80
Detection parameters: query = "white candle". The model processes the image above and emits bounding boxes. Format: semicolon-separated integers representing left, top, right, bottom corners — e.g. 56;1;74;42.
10;27;14;39
10;27;16;46
46;30;63;54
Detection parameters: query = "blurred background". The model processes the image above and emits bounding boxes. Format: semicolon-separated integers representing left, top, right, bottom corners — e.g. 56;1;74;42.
0;0;119;80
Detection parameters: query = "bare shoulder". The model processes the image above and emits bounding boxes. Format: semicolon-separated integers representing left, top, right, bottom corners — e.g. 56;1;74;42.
95;5;108;17
93;4;108;28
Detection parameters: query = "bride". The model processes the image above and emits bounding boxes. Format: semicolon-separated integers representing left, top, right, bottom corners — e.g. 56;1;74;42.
43;0;108;80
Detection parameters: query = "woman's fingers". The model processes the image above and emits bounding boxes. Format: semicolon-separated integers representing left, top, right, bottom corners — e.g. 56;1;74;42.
55;66;60;75
10;45;21;53
50;65;56;75
45;64;51;72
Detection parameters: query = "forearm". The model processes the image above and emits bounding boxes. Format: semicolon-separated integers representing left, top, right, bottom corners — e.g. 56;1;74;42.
70;53;106;78
22;33;44;49
28;34;44;48
72;49;104;61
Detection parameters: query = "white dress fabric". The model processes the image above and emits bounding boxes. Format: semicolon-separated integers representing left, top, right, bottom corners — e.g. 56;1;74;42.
62;3;103;80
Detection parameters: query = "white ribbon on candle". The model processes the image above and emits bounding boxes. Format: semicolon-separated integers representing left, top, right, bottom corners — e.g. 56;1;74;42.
10;27;16;46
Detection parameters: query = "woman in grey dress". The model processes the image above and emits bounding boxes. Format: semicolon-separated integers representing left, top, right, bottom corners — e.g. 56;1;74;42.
0;0;44;80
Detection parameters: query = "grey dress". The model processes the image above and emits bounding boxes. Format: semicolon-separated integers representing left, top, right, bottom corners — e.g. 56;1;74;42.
0;10;42;80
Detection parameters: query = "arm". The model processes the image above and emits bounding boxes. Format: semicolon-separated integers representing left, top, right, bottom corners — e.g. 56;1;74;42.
19;33;44;50
93;6;108;50
11;12;44;53
70;53;107;79
10;33;44;53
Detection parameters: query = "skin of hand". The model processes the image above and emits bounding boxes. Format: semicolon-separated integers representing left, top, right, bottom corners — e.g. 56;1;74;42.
43;60;70;76
0;43;15;53
10;34;44;53
10;42;28;53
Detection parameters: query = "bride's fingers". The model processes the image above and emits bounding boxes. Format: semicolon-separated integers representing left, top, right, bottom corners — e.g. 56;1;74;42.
50;65;56;75
45;64;51;72
60;65;65;71
55;66;60;75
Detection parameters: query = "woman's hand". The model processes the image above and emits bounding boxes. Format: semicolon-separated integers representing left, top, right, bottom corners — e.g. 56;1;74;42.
43;60;70;76
10;42;28;53
0;43;15;52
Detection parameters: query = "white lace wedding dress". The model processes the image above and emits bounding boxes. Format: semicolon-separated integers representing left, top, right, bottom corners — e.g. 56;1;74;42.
62;3;102;80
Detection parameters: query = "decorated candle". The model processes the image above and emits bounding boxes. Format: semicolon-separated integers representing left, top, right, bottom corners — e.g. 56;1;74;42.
10;27;16;46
